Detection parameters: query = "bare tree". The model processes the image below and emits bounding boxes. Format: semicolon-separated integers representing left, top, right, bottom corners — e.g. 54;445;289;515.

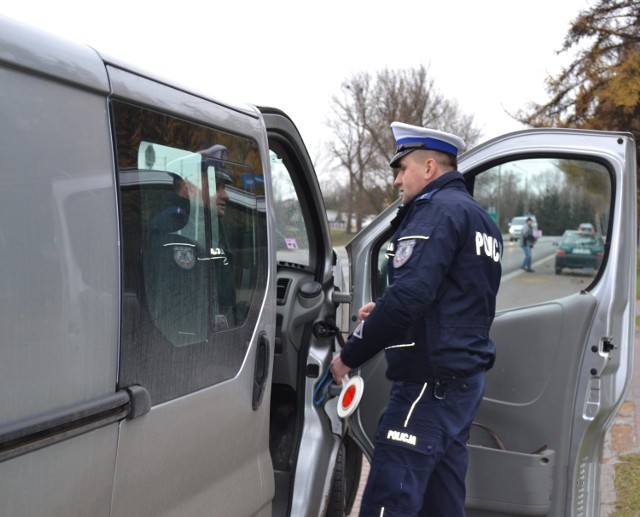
327;66;481;233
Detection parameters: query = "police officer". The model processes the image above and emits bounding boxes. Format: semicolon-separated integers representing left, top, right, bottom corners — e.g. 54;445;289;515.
331;122;502;516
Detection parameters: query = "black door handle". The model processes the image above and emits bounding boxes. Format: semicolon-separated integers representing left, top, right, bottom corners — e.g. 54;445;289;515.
252;333;270;410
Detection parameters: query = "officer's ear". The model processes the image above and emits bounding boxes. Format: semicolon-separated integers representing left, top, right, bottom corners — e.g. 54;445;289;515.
411;150;431;176
424;156;438;180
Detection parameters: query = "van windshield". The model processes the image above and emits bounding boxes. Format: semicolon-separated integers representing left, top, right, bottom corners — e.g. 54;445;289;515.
270;150;310;267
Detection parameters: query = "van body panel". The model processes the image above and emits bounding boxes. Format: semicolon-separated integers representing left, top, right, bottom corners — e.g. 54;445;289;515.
0;62;119;423
0;17;109;93
0;17;120;516
111;382;274;517
101;53;258;118
0;427;118;517
107;65;262;134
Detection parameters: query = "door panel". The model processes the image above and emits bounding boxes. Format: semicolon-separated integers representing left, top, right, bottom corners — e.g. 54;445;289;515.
348;129;637;516
109;68;275;516
0;427;118;517
111;384;273;517
466;295;596;515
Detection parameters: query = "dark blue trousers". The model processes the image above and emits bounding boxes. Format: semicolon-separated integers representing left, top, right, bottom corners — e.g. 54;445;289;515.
359;372;485;516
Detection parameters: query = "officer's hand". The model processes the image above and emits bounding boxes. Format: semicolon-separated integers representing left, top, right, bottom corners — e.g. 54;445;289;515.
358;302;376;321
330;353;352;385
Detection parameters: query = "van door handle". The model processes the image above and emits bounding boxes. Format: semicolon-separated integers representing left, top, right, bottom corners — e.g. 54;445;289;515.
252;333;270;410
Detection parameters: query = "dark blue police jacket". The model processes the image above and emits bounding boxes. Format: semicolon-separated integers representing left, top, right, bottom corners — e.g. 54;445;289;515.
341;171;502;381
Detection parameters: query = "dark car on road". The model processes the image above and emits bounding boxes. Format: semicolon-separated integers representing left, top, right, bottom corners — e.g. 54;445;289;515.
555;230;605;274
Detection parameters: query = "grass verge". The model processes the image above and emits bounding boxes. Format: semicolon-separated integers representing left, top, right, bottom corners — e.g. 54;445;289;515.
612;256;640;516
613;453;640;516
331;229;354;248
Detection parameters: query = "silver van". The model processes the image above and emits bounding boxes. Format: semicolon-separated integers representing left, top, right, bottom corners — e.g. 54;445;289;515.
0;16;637;517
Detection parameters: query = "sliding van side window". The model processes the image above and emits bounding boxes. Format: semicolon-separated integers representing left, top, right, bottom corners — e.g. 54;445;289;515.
112;101;267;405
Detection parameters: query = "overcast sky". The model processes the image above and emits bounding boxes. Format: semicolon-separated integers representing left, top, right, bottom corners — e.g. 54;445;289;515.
3;0;592;168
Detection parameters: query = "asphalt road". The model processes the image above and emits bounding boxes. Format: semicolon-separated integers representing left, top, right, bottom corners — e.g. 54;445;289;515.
501;235;558;275
497;236;598;311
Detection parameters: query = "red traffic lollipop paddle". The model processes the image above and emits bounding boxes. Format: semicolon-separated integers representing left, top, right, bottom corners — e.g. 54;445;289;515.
337;375;364;419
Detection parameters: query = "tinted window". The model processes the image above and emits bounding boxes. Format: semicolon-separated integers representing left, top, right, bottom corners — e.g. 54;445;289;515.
113;101;267;404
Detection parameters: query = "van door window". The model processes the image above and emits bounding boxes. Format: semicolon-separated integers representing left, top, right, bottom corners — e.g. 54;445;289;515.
113;101;267;405
473;157;611;310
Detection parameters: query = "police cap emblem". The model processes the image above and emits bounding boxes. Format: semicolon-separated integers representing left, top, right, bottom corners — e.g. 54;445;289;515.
393;239;416;268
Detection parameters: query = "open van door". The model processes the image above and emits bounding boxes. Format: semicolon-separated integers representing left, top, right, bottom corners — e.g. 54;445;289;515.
260;108;361;516
346;129;637;516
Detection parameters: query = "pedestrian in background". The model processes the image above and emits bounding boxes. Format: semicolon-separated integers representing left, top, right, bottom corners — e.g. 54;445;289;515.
520;217;536;272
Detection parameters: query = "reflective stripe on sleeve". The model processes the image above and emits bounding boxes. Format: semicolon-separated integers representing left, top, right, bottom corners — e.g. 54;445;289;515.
398;235;429;241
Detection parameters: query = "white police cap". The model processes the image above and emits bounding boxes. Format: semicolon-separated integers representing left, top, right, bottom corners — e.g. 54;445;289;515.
199;144;232;185
389;121;465;168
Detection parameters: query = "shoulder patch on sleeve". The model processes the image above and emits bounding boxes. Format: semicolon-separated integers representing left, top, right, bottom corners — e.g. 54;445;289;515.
393;239;416;268
353;319;364;339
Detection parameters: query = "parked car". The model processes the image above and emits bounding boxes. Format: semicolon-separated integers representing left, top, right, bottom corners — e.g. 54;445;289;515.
0;16;636;517
555;230;605;274
508;215;538;241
